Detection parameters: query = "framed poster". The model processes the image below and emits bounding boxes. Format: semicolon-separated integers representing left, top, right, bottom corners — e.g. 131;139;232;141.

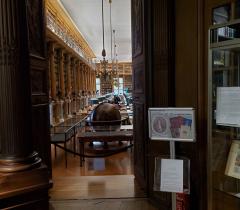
148;108;196;142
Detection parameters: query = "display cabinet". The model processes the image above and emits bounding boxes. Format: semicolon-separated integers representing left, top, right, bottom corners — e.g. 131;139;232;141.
208;19;240;210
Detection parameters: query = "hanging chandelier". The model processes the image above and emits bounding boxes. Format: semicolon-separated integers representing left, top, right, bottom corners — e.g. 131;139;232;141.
96;0;118;79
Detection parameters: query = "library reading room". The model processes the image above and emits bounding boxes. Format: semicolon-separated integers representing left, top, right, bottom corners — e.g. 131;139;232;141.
1;0;240;210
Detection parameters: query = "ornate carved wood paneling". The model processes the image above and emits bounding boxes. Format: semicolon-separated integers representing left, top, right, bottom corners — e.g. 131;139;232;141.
32;105;52;174
175;1;208;210
27;0;51;172
133;102;147;187
132;0;148;192
152;0;175;107
46;0;96;61
144;0;175;208
132;0;143;58
0;0;50;208
27;0;45;56
31;69;47;95
133;63;145;94
0;166;49;209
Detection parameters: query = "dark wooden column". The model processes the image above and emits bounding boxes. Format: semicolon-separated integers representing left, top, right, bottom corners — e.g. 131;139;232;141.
59;49;65;98
0;0;41;172
66;54;72;97
0;0;51;209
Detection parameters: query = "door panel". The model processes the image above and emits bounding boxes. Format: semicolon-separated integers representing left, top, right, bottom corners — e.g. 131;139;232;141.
132;0;148;190
132;0;175;207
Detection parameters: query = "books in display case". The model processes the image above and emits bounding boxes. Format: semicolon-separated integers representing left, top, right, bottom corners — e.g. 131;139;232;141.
225;140;240;179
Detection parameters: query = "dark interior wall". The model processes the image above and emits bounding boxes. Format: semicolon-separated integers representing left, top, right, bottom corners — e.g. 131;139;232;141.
175;0;199;107
175;0;239;210
175;0;207;210
147;0;175;209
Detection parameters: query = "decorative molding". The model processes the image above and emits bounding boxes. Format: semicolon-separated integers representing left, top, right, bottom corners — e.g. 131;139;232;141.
46;0;96;66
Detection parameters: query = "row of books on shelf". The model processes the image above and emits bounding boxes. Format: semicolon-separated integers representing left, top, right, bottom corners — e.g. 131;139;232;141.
217;26;235;39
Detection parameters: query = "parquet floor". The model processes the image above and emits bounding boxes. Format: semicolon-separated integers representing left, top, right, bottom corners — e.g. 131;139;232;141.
50;143;145;200
51;141;134;176
49;198;159;210
49;143;158;209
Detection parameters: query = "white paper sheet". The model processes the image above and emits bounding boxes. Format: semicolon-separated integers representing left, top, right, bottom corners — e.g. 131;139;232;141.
216;87;240;126
160;159;183;193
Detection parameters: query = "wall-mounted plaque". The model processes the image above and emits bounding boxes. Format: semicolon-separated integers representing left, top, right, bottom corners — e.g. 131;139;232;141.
148;108;196;142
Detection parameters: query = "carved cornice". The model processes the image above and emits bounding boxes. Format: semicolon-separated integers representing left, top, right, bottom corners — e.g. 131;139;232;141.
45;0;96;63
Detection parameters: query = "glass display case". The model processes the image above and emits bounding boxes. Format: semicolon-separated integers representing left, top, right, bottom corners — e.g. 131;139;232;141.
209;20;240;210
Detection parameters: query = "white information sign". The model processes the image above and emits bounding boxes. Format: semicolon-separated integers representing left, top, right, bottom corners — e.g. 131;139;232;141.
148;108;196;142
160;159;183;193
216;87;240;127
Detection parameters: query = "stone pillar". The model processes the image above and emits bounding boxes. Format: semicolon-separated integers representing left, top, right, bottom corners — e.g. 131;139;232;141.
92;70;95;94
66;54;72;117
88;67;91;97
49;42;57;100
66;54;71;97
72;58;77;114
76;61;81;113
83;65;87;107
59;49;65;98
89;68;92;94
88;67;90;94
79;63;84;110
93;70;96;94
79;63;83;94
89;69;92;94
0;0;41;172
83;65;86;92
58;49;65;122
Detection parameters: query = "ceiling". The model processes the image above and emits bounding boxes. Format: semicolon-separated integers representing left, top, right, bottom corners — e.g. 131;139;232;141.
59;0;132;62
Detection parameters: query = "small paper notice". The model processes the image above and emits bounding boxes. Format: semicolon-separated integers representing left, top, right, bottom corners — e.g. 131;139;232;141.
216;87;240;126
160;159;183;193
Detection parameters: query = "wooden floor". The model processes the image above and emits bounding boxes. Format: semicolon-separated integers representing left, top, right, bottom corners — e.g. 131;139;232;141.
49;198;158;210
51;142;134;176
50;143;145;200
49;142;158;209
50;175;145;200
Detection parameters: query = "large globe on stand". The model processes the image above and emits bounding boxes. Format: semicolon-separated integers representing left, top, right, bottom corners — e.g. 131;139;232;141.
90;102;121;131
